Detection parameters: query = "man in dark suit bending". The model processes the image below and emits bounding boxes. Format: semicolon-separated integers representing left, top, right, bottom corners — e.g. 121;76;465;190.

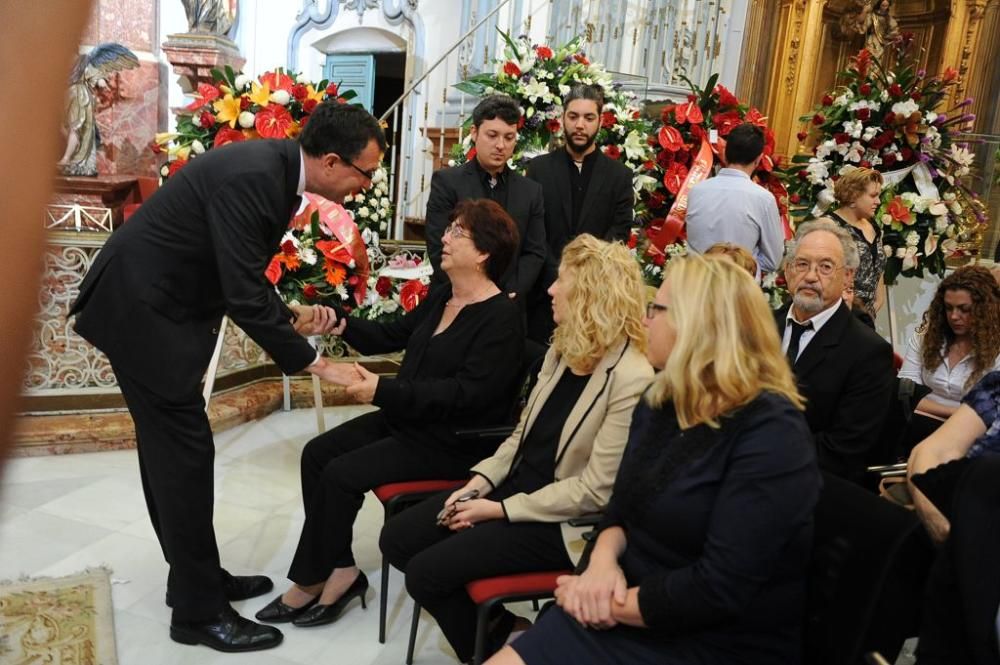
69;102;386;652
776;219;894;484
425;95;546;304
524;83;634;342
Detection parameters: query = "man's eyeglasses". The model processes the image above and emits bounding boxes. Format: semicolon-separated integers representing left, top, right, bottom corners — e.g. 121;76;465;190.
646;302;669;319
343;158;377;181
444;222;470;240
787;259;842;277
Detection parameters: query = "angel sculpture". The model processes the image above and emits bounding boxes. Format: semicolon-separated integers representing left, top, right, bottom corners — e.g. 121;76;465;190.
181;0;237;36
58;43;139;176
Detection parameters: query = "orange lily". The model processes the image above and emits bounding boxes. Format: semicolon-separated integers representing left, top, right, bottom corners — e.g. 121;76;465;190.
212;93;242;128
249;81;271;108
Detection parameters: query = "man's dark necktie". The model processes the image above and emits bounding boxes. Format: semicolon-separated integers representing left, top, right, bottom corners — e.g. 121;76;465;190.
786;320;813;364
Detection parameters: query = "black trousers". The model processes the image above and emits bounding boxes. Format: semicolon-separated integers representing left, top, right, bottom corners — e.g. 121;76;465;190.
379;488;572;663
114;369;227;623
288;410;476;585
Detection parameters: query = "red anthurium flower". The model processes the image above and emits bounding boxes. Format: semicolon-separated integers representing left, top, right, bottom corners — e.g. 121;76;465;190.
658;125;684;152
535;46;553;59
712;110;743;137
255;105;294;139
316;239;354;266
503;61;521;77
184;82;221;111
213;126;245;148
663;162;689;195
675;99;704;125
744;107;767;127
604;145;622;159
264;257;282;285
167;159;188;177
260;70;294;92
601;112;616;129
716;84;740;109
400;279;429;312
689;124;707;143
375;276;393;297
888;197;913;224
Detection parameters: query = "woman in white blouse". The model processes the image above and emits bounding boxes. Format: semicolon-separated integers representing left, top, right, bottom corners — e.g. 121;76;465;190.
899;265;1000;418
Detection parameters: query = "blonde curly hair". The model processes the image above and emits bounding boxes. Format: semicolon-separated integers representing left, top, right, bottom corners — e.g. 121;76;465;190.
646;254;804;428
551;234;647;373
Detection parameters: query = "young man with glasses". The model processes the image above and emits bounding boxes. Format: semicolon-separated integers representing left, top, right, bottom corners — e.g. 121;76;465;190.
775;220;894;484
424;95;546;307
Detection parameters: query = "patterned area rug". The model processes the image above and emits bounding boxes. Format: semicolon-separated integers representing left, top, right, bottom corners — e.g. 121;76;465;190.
0;567;118;664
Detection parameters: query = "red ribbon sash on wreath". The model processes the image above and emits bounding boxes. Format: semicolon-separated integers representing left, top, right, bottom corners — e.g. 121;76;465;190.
646;135;714;257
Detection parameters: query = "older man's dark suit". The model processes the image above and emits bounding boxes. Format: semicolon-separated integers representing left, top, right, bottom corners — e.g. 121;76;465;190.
524;149;634;340
775;302;894;483
70;139;316;621
424;160;546;299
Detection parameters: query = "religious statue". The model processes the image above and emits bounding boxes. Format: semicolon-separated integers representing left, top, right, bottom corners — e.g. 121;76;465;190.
58;43;139;177
181;0;238;36
840;0;900;61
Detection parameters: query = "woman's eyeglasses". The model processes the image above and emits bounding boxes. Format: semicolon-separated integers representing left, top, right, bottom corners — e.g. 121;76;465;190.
444;222;470;240
646;302;669;319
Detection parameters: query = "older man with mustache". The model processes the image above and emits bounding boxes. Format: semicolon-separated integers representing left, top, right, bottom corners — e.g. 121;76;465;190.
776;220;895;483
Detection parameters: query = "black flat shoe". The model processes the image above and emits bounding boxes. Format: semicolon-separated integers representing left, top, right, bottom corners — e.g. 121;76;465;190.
292;572;369;628
166;573;274;607
255;593;319;623
170;607;283;652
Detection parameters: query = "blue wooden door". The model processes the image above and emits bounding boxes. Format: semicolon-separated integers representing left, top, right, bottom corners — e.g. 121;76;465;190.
324;54;376;112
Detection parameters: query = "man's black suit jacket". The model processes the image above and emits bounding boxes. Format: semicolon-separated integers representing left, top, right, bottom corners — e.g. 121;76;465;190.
71;139;316;399
775;302;894;483
525;148;633;282
424;160;545;298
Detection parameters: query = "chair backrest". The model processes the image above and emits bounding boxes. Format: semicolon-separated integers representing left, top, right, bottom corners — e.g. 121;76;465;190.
803;472;934;665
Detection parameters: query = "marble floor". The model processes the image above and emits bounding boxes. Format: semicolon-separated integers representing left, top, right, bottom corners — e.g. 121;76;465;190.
0;406;535;665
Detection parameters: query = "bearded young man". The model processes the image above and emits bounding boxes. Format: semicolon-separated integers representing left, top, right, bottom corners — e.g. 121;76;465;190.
524;84;634;343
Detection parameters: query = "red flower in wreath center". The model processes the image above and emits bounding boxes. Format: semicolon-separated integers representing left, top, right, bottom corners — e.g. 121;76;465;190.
255;105;294;139
663;162;689;195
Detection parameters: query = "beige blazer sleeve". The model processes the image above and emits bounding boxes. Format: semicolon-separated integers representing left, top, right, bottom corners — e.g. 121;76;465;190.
502;349;653;522
470;347;561;488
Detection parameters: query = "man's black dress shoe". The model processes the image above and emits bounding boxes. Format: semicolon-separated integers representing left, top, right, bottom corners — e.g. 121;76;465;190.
165;573;273;607
169;607;283;652
292;572;369;627
255;593;319;623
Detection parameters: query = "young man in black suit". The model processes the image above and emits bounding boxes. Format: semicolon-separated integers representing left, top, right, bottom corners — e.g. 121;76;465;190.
524;84;634;342
69;102;386;652
425;95;546;303
777;219;895;484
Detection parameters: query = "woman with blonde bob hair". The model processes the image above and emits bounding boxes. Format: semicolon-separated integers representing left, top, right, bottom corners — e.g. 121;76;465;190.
489;255;821;665
380;234;654;663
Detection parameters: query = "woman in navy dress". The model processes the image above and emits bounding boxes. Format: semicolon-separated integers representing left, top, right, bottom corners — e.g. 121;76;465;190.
487;254;821;665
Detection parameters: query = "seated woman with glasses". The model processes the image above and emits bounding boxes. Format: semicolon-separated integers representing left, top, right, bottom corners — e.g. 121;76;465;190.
487;254;820;665
379;234;654;663
255;199;524;628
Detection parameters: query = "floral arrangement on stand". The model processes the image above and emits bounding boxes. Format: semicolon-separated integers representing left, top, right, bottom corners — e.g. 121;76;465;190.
449;32;654;180
785;41;987;283
632;74;791;291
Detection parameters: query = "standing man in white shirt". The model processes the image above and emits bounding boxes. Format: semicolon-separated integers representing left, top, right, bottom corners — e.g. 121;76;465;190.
686;123;785;273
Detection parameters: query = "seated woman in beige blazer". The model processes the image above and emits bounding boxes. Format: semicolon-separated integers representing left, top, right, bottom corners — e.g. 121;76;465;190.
379;234;654;663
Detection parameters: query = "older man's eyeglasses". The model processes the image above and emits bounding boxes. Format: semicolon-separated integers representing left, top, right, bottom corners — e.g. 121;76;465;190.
787;259;841;277
646;302;669;319
444;222;471;240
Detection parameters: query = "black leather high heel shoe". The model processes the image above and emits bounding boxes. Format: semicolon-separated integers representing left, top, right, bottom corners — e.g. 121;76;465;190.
292;572;369;628
254;592;319;623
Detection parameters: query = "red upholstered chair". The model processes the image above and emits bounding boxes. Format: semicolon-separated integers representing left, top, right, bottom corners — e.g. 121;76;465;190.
405;570;572;665
373;479;464;644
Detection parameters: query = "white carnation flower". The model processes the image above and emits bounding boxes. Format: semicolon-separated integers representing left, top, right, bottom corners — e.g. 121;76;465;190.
270;89;291;105
358;206;370;218
191;140;205;154
238;111;255;128
234;74;251;90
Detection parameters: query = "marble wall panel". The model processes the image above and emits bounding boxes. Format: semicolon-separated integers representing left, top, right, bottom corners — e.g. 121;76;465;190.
94;62;160;177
